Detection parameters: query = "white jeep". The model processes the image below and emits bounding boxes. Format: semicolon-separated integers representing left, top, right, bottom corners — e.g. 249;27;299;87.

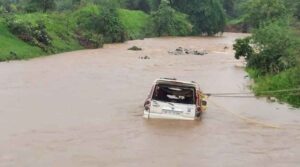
144;78;207;120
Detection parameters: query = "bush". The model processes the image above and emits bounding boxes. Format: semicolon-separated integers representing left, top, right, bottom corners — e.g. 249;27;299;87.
77;32;104;48
150;1;192;36
118;9;149;39
233;37;254;60
120;0;161;13
75;4;127;43
244;0;289;28
97;6;127;43
170;0;226;35
74;4;101;31
234;21;299;74
7;18;52;52
7;18;34;42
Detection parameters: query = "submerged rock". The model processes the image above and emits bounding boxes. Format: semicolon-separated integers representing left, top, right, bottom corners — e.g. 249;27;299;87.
128;46;142;51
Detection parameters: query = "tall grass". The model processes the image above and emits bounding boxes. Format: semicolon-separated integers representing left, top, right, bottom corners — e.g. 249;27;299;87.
248;68;300;107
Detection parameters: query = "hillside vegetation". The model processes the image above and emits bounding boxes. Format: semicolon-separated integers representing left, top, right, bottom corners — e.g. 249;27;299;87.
0;4;152;61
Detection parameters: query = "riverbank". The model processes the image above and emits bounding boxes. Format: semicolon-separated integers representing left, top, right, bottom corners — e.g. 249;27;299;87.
0;6;151;61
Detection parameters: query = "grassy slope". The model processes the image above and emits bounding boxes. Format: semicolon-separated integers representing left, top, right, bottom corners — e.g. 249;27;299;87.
0;19;44;61
14;13;83;52
0;8;149;61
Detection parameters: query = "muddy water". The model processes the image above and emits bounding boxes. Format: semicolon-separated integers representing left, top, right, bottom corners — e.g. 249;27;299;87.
0;33;299;167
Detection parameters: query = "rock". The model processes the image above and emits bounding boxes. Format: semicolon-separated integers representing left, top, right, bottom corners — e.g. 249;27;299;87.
128;46;142;51
267;96;277;103
176;47;183;52
169;47;208;56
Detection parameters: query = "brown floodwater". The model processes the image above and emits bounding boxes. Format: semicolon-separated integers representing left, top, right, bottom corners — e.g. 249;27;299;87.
0;33;299;167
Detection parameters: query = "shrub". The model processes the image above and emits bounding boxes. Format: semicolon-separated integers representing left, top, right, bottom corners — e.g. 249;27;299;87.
7;18;53;52
170;0;226;35
7;18;34;42
97;6;127;43
118;9;150;39
233;37;254;60
32;21;52;46
75;4;127;43
234;21;299;74
150;1;192;36
77;32;104;48
244;0;289;28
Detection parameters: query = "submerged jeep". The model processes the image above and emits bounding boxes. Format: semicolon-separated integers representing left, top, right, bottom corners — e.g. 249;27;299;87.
144;78;207;120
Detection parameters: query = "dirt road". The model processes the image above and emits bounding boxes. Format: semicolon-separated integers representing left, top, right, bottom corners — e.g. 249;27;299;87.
0;33;299;167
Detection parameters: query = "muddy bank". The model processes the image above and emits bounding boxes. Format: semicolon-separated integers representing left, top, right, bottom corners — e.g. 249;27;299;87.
0;33;299;167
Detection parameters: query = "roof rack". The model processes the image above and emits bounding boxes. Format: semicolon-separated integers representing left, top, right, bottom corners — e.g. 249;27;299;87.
160;77;177;80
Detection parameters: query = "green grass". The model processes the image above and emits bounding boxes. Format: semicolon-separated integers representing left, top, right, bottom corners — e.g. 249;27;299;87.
0;8;151;62
0;19;44;61
248;68;300;107
14;12;83;52
118;9;150;39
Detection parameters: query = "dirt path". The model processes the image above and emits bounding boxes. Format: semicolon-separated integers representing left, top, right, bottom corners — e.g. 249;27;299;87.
0;33;299;167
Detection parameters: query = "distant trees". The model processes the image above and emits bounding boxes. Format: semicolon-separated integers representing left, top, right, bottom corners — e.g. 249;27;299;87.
284;0;300;19
27;0;56;13
151;1;192;36
222;0;236;18
244;0;288;28
0;0;17;13
121;0;161;13
169;0;226;35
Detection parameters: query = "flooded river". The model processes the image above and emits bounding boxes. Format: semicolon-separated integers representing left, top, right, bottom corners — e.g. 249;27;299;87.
0;33;299;166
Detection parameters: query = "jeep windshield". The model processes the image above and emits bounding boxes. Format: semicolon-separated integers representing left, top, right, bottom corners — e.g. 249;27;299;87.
152;84;196;105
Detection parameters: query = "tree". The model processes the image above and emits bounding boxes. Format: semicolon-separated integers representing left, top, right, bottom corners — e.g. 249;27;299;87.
284;0;300;20
151;1;192;36
234;21;299;74
121;0;161;13
96;5;126;42
244;0;288;28
169;0;226;35
222;0;236;17
0;0;17;13
28;0;56;13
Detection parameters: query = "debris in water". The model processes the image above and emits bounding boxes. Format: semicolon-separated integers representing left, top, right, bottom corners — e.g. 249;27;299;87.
139;56;150;60
267;96;277;103
169;47;208;56
128;46;142;51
